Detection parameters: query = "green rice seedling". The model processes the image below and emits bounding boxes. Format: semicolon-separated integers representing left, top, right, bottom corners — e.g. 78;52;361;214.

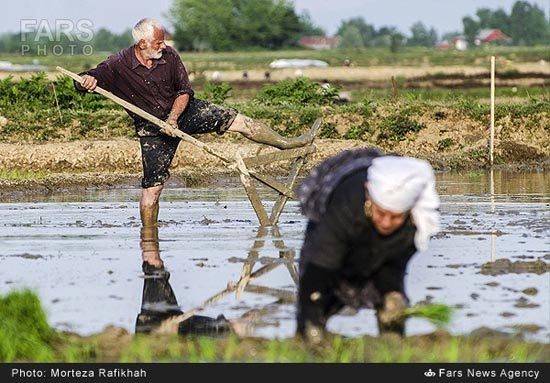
403;303;454;327
118;336;153;362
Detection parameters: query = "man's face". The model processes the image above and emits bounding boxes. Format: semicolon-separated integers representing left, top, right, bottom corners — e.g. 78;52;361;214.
368;200;409;236
142;27;167;60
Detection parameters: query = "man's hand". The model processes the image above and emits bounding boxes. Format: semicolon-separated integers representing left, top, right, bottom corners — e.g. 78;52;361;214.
164;117;179;138
80;74;97;93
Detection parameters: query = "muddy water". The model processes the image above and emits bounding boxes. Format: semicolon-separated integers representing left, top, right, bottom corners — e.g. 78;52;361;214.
0;170;548;342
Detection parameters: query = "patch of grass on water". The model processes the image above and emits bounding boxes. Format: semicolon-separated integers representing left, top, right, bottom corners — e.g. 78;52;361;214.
0;289;56;362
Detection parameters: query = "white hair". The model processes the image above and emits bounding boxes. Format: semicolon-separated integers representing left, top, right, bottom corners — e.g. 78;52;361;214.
132;18;162;44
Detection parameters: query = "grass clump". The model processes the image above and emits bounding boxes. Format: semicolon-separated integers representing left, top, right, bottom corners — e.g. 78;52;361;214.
0;289;56;362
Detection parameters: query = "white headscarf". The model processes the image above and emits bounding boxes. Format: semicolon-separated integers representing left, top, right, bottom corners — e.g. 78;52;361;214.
366;156;440;251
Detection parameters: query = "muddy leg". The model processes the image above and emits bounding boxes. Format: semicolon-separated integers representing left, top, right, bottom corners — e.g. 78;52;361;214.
228;114;312;149
140;185;163;227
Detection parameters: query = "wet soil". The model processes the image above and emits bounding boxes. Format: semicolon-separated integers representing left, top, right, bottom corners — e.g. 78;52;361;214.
0;134;548;197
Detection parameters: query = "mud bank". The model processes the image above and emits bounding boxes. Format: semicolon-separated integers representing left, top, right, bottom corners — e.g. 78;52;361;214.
0;137;548;196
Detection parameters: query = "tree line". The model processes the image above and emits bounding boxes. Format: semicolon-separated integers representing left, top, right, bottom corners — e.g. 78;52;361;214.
337;1;549;48
0;0;547;54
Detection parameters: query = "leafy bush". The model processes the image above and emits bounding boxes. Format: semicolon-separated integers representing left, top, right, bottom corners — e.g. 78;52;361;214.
199;82;232;105
457;97;488;122
0;73;106;111
256;77;339;106
343;123;370;140
318;122;341;139
437;138;455;151
378;113;425;142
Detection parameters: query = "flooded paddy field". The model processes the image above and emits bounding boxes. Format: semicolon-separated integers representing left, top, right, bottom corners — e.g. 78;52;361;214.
0;170;548;342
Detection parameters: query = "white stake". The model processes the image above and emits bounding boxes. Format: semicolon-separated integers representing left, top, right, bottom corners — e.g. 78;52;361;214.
490;56;495;166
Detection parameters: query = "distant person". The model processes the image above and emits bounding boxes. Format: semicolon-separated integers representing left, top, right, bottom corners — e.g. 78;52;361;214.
343;58;351;67
242;71;249;80
211;71;221;82
74;18;312;227
264;70;271;80
295;149;440;342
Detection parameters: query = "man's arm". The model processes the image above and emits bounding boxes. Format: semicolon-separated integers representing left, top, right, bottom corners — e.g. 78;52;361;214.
166;93;190;127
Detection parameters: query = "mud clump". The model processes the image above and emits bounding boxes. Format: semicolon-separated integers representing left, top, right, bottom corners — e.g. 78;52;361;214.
480;258;550;275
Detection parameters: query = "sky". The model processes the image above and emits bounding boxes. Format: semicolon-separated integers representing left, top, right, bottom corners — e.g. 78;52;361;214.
1;0;549;37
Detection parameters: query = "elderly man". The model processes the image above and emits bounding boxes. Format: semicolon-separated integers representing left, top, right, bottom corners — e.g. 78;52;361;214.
295;148;440;340
76;18;311;227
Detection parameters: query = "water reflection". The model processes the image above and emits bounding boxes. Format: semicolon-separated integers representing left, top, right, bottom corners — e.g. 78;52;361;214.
136;225;298;337
235;225;298;299
136;225;233;336
490;168;496;263
436;170;549;200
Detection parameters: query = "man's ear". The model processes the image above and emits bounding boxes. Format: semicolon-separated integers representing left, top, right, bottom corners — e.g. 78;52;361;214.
138;39;147;49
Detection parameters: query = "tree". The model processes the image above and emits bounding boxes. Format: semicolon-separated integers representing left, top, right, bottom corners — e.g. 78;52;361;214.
390;32;405;53
168;0;318;51
461;1;550;47
509;1;548;45
408;21;438;47
338;25;365;48
336;17;376;47
169;0;237;51
462;16;480;46
298;11;326;37
92;28;132;52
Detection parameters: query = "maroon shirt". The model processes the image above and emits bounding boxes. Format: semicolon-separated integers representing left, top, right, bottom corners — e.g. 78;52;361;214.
80;45;194;125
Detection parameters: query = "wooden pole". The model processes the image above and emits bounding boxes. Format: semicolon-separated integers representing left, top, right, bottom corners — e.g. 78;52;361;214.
490;56;495;166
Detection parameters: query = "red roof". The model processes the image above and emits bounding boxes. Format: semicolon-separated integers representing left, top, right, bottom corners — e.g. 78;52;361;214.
476;29;510;42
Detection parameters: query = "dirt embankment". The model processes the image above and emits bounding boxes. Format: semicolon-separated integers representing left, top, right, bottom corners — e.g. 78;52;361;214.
0;132;547;195
0;99;548;194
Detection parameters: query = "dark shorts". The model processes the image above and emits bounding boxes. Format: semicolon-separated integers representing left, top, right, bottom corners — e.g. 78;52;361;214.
138;98;238;188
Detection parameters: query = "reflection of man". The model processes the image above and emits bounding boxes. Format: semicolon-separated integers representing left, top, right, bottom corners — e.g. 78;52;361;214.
136;226;232;336
295;149;440;340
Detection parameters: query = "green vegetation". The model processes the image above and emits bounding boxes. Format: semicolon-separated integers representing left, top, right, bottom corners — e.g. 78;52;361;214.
462;1;549;46
257;77;339;105
0;289;547;362
0;170;48;179
403;304;454;327
0;47;548;169
378;112;426;143
1;1;548;54
2;45;550;74
169;0;320;51
0;289;56;362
